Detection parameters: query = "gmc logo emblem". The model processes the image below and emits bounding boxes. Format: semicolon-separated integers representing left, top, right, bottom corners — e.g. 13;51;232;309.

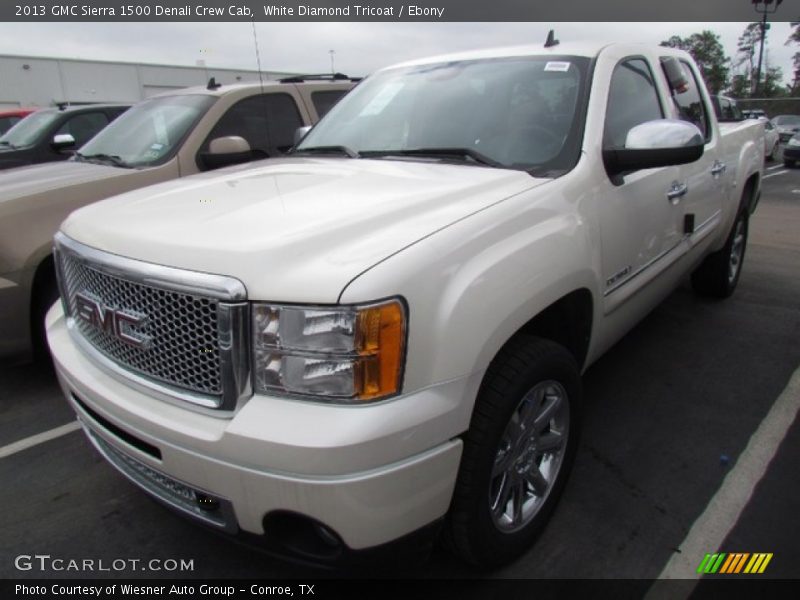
74;292;150;349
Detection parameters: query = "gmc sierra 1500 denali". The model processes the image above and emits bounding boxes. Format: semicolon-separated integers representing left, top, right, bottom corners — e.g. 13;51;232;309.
47;42;763;567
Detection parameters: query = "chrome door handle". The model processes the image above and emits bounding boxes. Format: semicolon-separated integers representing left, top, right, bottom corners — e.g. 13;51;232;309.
711;161;726;176
667;181;688;204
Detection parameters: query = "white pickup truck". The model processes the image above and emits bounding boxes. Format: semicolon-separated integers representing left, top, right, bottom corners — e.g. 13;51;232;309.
47;41;763;567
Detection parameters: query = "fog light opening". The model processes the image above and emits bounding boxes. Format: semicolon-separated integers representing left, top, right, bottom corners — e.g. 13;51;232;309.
314;523;340;548
262;511;344;559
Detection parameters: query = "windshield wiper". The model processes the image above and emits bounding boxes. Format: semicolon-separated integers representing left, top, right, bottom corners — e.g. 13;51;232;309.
0;140;17;149
292;145;360;158
74;152;131;168
361;147;503;168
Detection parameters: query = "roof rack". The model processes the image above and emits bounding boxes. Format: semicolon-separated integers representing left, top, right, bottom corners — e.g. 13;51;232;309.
278;73;362;84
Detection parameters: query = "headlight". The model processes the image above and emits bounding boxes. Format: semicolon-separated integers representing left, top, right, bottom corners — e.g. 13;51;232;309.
788;137;800;147
252;298;406;403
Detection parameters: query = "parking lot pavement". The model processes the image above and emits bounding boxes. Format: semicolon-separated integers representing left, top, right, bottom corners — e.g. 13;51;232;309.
1;166;799;580
0;361;74;448
707;408;800;579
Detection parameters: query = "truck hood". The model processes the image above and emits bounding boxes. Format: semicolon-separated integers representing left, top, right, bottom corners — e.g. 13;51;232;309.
0;160;122;202
62;157;548;303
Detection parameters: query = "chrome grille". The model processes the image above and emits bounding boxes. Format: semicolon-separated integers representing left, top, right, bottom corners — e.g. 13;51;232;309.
59;251;222;396
54;232;252;411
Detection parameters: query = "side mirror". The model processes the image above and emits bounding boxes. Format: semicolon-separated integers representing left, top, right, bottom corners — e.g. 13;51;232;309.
200;136;255;170
603;119;704;176
51;133;76;151
294;126;312;146
209;136;250;155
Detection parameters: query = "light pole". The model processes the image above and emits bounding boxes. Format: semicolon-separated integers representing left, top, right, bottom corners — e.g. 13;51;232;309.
329;50;335;75
751;0;783;97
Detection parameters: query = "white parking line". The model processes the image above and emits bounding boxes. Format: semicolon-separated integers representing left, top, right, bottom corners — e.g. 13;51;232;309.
766;164;784;171
0;421;80;459
763;170;788;179
645;364;800;597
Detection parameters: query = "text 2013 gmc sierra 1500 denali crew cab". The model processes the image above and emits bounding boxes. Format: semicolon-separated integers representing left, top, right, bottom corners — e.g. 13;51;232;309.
47;42;763;566
0;76;354;361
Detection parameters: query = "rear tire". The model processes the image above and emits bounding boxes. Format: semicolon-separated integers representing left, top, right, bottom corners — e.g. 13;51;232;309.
691;209;748;299
784;159;795;168
445;336;581;567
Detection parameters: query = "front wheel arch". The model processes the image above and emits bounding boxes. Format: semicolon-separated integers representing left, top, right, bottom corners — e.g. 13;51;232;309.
29;254;59;361
444;335;582;567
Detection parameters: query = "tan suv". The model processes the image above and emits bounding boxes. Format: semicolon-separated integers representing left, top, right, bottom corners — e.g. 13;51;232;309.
0;75;357;361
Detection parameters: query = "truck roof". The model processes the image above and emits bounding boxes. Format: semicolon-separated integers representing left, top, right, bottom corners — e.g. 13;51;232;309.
388;41;690;70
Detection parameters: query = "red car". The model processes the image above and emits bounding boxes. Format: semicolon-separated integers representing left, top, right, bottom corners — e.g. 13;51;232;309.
0;108;35;135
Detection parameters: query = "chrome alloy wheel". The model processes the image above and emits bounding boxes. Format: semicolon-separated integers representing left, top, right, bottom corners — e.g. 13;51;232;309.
728;218;746;285
489;380;569;532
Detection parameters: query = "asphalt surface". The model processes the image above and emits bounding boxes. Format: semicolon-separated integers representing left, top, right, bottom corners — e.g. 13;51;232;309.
1;162;799;583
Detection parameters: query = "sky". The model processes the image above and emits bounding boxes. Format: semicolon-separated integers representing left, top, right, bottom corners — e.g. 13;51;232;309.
0;21;796;85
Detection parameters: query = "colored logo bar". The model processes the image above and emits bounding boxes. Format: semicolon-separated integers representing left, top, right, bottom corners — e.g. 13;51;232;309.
697;552;773;574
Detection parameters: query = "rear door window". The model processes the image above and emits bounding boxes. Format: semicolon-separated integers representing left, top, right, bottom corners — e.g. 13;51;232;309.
311;90;347;118
663;60;711;142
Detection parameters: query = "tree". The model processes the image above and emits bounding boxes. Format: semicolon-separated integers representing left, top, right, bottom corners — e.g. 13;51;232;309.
728;74;751;98
660;31;730;94
762;66;788;98
789;21;800;45
786;22;800;95
737;23;762;73
734;22;765;96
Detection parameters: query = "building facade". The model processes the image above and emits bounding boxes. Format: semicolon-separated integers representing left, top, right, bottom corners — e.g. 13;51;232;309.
0;54;294;109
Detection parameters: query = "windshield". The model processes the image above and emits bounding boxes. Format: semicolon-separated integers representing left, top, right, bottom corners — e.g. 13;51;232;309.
298;55;590;175
76;94;216;167
773;115;800;126
0;110;59;148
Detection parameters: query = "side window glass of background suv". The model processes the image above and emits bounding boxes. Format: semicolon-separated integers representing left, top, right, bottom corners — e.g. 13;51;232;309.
202;93;303;160
106;107;129;121
664;61;710;142
604;58;664;150
311;90;347;118
57;112;109;147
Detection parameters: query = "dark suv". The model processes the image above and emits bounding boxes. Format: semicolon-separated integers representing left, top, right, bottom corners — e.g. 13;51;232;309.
0;104;129;170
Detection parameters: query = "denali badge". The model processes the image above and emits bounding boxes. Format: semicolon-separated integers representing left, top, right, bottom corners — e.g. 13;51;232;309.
74;292;150;349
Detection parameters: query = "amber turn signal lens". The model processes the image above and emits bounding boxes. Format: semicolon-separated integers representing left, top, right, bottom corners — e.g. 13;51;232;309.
356;301;405;400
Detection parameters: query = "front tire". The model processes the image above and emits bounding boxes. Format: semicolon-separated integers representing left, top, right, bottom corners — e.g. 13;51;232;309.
691;209;749;299
445;336;581;567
